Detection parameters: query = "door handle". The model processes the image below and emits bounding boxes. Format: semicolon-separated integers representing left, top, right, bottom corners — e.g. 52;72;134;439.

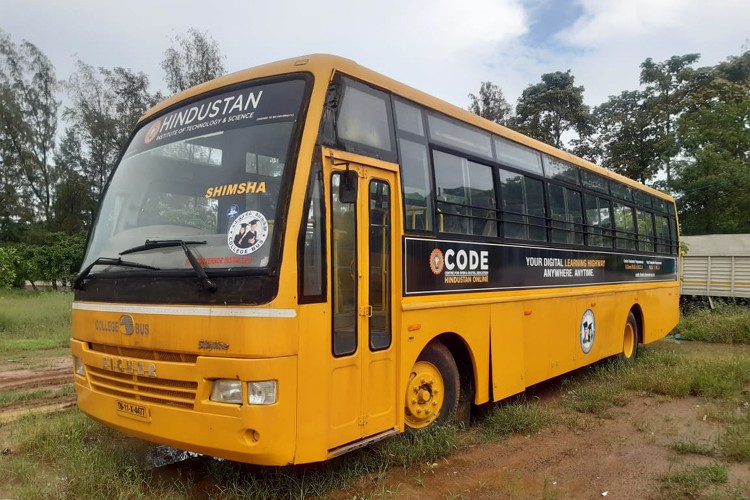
359;305;373;317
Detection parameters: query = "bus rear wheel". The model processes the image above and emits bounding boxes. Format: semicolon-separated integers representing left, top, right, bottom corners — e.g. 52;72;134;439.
404;341;459;430
618;311;639;363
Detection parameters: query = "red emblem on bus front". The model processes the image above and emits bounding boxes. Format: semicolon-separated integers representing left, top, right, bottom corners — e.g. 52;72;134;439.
429;248;444;275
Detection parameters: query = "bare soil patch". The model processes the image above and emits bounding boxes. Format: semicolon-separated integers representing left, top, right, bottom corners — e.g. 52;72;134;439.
0;356;75;422
358;396;749;499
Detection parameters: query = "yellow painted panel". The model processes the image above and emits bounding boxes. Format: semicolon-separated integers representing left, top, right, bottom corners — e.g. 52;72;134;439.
490;302;525;401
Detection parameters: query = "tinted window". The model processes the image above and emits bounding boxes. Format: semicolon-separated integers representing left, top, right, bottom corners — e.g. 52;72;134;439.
613;202;636;250
655;214;670;254
633;190;652;208
434;151;496;236
399;139;434;231
494;136;543;175
427;114;492;159
299;163;325;302
337;79;394;156
581;171;609;193
543;155;580;185
499;169;546;241
585;195;613;248
636;209;654;252
610;182;633;202
394;98;425;136
549;184;583;245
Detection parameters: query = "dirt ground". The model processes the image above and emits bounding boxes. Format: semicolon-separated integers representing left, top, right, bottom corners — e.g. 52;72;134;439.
0;355;75;423
2;345;749;498
352;395;749;499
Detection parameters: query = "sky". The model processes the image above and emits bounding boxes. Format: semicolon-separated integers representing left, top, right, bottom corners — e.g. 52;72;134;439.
2;0;749;111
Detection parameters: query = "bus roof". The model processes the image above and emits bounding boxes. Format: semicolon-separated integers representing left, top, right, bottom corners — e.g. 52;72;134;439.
139;54;674;203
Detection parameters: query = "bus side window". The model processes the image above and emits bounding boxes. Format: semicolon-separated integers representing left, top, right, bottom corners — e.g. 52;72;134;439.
613;202;636;250
298;163;326;303
636;209;655;252
549;184;583;246
399;138;434;231
499;169;546;242
585;195;613;248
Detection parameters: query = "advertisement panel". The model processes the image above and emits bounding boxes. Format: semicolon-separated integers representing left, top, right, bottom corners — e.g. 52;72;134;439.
405;237;678;295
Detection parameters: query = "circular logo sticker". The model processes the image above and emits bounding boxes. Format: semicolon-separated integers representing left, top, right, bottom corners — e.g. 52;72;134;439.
144;119;161;145
228;211;268;255
580;309;596;354
226;204;240;219
429;248;444;275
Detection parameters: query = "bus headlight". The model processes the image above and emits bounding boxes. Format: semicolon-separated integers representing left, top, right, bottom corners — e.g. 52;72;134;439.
73;356;85;376
210;380;243;404
248;381;277;405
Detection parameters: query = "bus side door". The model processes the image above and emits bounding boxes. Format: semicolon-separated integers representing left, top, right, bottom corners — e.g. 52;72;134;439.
327;154;398;450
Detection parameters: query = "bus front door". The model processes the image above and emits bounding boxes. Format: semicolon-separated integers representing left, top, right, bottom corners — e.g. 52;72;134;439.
328;156;398;451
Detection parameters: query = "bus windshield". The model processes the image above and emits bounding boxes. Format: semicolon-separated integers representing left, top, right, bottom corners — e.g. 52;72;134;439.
83;77;307;274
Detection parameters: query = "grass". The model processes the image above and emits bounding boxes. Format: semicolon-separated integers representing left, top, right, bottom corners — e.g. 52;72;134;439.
658;463;728;499
671;438;716;457
481;400;557;440
673;303;750;344
0;289;72;354
622;349;750;399
0;384;74;408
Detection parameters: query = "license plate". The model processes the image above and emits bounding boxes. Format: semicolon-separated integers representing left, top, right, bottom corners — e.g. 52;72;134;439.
116;400;150;421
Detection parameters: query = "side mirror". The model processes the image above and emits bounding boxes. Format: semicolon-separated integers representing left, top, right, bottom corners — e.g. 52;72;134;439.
339;170;358;204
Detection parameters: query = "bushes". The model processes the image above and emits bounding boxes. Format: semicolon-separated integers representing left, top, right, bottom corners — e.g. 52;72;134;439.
0;231;86;289
674;304;750;344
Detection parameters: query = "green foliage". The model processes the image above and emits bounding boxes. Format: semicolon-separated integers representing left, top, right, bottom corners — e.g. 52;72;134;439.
659;463;728;498
481;400;557;439
673;305;750;344
0;29;60;223
588;90;660;183
0;245;20;288
0;289;72;352
639;53;701;187
673;51;750;234
468;81;512;126
514;70;592;150
161;28;226;95
719;413;750;462
1;410;150;499
61;60;161;219
623;349;750;399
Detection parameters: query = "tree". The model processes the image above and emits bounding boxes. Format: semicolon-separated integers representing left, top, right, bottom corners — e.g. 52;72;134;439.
639;54;701;186
672;51;750;234
0;30;59;224
589;90;660;183
62;61;159;216
468;81;512;126
161;28;226;95
514;70;591;150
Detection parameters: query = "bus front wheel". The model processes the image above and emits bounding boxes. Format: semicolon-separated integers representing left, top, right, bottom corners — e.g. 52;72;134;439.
404;341;459;430
618;311;639;363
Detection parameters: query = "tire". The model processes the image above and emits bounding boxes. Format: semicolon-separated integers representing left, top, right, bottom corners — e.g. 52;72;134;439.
404;341;460;430
617;311;639;363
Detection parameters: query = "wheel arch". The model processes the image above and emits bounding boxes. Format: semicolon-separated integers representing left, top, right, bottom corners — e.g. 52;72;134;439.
630;303;644;344
432;332;476;410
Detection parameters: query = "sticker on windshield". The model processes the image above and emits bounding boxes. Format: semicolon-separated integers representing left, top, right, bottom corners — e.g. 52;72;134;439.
226;204;240;219
228;211;268;255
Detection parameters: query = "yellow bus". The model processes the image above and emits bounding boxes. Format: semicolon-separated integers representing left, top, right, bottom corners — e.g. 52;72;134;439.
71;54;680;465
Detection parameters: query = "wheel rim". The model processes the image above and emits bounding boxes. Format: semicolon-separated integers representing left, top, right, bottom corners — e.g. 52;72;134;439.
623;322;635;359
404;361;445;429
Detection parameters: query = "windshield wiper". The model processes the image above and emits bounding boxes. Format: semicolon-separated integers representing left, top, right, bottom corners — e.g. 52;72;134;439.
73;257;160;290
120;239;217;292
